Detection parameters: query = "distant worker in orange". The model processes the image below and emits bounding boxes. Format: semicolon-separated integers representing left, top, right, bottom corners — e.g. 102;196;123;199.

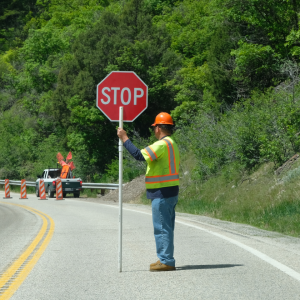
117;112;180;272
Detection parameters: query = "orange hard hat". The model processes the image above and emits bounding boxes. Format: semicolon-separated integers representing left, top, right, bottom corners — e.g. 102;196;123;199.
151;112;174;126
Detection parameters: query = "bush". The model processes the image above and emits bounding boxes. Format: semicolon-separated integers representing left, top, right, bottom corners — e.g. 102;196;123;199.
175;81;300;180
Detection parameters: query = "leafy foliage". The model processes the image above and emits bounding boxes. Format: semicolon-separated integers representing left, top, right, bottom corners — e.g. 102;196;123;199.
175;83;300;180
52;0;180;175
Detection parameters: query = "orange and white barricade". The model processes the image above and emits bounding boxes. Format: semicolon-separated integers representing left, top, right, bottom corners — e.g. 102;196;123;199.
56;178;64;200
39;179;47;200
3;179;12;199
20;179;28;199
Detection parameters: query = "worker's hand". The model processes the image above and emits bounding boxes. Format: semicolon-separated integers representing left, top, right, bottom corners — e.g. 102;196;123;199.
117;128;129;143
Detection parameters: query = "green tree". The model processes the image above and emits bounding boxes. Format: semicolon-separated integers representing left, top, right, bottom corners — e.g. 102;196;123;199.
52;0;181;178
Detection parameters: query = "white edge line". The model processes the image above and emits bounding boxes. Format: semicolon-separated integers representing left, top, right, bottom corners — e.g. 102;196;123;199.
103;204;300;282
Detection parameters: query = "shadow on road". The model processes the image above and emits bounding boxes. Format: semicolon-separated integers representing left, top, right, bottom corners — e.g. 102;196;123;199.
124;264;243;273
176;264;243;271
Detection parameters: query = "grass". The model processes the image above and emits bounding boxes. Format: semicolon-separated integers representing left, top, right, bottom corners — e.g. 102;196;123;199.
139;191;150;205
80;188;101;198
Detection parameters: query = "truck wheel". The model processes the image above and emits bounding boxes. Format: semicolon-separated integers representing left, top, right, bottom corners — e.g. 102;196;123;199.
36;188;39;197
48;188;54;198
74;192;80;198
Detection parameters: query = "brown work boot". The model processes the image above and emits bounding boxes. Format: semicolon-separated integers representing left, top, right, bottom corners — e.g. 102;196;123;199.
150;260;160;267
150;262;176;272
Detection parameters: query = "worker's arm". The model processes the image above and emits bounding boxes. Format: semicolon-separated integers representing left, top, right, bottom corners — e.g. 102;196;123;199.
124;140;145;161
117;128;145;161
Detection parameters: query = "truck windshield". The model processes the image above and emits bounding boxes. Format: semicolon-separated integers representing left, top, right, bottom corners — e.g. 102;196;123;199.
48;170;61;178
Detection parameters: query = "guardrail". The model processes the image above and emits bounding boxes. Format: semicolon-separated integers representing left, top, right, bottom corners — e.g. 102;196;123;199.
81;182;119;190
0;180;119;190
0;180;36;187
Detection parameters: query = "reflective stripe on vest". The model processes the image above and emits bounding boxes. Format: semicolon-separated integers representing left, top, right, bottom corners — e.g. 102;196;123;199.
145;174;179;183
144;146;157;161
162;138;176;174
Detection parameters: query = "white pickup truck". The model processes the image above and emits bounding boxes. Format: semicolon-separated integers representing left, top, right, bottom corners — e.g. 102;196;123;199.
36;168;82;198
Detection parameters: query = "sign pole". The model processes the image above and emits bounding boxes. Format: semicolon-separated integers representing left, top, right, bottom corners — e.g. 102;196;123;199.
96;72;148;273
118;106;123;272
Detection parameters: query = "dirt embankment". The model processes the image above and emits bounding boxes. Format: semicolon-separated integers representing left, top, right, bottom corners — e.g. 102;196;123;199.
100;175;146;203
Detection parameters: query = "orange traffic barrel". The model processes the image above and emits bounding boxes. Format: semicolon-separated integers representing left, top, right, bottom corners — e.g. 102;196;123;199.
56;178;64;200
20;179;28;199
3;179;12;199
39;180;47;200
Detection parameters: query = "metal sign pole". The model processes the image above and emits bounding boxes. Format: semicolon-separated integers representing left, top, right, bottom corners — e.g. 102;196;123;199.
118;106;123;272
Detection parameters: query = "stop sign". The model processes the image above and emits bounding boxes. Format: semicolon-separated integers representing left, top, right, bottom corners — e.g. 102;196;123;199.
96;71;148;122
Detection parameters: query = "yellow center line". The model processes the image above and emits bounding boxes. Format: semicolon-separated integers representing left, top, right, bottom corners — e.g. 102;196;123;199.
0;202;55;299
0;209;47;288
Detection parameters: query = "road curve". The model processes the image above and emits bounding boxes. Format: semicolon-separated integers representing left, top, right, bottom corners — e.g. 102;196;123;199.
1;191;300;300
0;202;54;299
0;202;42;275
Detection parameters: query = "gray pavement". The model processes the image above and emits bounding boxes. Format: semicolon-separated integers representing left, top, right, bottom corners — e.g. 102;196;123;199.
0;201;41;275
1;191;300;299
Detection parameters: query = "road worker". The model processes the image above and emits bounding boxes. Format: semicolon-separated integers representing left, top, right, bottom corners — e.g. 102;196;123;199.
117;112;180;272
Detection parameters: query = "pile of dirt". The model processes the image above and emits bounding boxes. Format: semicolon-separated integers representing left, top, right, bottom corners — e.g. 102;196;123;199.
100;175;146;203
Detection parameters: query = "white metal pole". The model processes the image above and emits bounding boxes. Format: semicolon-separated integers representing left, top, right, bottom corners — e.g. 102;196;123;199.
118;106;123;272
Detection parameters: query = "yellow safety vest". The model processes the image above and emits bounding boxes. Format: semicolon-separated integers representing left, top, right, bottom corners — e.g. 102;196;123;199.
141;136;180;189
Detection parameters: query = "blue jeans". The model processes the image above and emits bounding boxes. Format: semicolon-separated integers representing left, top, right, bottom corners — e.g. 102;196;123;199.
151;195;178;267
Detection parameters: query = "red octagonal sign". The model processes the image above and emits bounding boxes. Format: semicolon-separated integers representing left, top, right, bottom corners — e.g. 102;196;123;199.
96;71;148;122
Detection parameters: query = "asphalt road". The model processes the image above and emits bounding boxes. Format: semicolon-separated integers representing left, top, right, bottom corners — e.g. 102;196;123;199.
1;191;300;299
